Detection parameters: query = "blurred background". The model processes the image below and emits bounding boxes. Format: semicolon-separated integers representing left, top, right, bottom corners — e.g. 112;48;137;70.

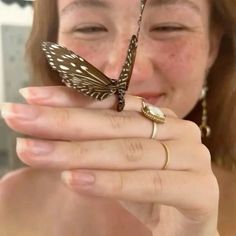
0;0;33;177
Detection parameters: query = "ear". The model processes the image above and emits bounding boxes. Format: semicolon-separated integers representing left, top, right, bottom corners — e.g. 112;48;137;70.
207;27;224;70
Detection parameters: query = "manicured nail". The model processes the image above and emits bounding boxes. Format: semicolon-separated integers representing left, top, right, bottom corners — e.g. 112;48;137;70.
61;171;95;186
19;87;51;101
1;103;39;120
17;138;54;156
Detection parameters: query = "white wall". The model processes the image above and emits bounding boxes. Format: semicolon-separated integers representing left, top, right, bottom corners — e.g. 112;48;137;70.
0;2;34;174
0;2;33;25
0;2;33;102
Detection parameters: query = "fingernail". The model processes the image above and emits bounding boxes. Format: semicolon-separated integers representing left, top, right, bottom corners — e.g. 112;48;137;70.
61;171;95;186
1;103;39;120
17;138;54;156
19;87;51;101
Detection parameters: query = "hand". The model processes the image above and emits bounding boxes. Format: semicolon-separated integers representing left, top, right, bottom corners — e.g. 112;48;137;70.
1;86;219;236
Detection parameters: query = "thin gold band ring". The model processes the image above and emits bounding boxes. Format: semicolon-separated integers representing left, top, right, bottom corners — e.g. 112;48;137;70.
151;122;158;139
160;142;169;170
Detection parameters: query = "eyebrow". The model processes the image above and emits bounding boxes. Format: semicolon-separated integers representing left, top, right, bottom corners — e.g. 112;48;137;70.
60;0;201;17
148;0;201;14
61;0;111;16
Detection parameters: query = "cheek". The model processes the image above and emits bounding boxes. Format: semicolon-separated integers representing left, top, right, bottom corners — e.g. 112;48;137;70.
58;35;108;67
157;38;208;84
153;37;209;116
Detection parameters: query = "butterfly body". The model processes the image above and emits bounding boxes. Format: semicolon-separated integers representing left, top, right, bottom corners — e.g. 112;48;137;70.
42;35;137;111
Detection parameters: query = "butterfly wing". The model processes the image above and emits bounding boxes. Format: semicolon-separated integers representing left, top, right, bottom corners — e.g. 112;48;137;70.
117;35;138;91
42;42;117;100
117;0;146;92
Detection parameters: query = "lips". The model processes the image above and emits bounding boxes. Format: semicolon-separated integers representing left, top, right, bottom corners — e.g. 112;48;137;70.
134;93;166;106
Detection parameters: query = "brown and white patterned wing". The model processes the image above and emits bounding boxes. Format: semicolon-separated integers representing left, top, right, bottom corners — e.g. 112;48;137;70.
42;42;117;100
117;35;138;91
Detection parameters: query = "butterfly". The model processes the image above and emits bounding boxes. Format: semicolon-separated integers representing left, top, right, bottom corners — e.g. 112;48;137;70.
41;35;138;112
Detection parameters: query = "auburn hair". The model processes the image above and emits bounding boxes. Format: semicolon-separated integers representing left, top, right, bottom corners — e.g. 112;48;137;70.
26;0;236;170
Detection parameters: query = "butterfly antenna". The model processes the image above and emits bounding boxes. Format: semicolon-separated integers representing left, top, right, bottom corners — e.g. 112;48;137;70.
136;0;147;40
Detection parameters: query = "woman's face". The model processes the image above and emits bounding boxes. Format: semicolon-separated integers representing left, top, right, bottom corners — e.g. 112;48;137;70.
57;0;219;118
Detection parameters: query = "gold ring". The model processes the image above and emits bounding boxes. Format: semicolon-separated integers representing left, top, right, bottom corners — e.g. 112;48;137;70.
151;121;158;139
141;101;166;124
160;142;169;170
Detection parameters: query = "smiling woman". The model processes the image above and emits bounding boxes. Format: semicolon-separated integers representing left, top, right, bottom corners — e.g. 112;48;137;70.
27;0;236;169
0;0;236;236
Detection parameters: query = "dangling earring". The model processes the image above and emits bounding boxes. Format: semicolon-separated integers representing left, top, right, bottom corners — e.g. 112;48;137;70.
199;83;211;138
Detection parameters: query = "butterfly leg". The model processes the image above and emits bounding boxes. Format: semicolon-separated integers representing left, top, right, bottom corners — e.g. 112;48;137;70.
116;90;125;112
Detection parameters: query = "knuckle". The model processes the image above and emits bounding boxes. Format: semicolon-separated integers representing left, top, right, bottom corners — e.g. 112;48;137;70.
57;108;71;125
208;175;220;201
199;144;211;163
200;144;211;159
183;120;201;140
151;171;163;196
196;144;212;170
71;142;90;164
112;172;125;195
122;139;144;162
104;110;136;130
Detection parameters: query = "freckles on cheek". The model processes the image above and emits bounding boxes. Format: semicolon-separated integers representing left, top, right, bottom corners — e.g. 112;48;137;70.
58;36;106;67
157;39;207;82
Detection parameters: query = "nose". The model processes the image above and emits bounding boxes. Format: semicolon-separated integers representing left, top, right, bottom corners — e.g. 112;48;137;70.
131;41;154;82
102;37;154;82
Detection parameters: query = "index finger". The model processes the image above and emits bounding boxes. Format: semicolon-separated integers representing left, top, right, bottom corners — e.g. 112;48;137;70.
19;86;177;118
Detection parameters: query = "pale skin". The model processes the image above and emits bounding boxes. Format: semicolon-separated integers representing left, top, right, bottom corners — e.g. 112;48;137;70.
1;0;235;235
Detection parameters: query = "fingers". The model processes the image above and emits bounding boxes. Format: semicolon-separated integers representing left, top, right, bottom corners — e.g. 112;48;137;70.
19;86;141;110
16;138;211;171
19;86;177;117
60;168;219;213
15;133;216;221
19;86;112;108
1;103;200;142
